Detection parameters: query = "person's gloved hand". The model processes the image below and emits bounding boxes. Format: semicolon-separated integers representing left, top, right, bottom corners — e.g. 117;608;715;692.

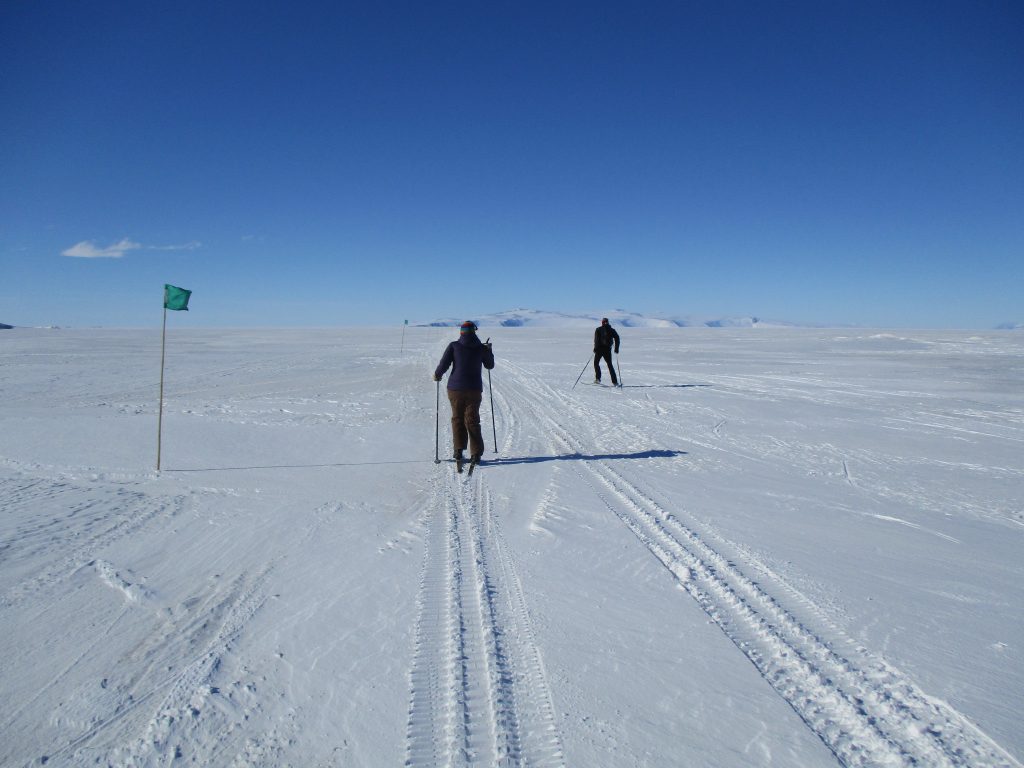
433;374;442;382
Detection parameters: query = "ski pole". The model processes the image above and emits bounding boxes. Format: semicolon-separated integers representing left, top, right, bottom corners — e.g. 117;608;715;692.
485;339;498;453
571;356;592;390
434;378;441;464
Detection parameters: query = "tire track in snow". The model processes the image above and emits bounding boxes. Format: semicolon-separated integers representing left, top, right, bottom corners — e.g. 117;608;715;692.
406;475;464;765
474;480;565;766
407;470;505;765
503;368;1020;768
405;463;563;766
452;476;522;765
579;457;1016;767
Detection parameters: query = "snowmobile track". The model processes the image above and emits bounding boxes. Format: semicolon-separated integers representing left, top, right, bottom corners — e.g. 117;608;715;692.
405;465;563;767
502;365;1021;768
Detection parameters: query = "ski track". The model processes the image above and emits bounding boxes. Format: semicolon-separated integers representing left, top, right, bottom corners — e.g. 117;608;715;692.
37;567;272;766
539;361;1005;533
0;464;312;767
405;456;563;766
499;360;1021;768
0;471;188;609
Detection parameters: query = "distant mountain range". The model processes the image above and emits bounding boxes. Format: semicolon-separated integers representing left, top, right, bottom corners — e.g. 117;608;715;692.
2;316;1017;331
422;309;1024;330
421;309;807;329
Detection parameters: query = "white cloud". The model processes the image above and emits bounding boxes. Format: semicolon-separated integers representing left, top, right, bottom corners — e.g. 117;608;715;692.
62;239;201;258
62;238;142;258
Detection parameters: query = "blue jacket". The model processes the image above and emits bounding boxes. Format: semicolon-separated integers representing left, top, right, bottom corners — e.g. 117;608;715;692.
435;334;495;391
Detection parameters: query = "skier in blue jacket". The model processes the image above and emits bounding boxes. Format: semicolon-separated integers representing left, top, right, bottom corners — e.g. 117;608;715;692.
434;321;495;472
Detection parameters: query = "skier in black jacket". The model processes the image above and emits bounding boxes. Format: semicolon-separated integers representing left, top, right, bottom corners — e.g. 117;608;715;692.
593;317;620;386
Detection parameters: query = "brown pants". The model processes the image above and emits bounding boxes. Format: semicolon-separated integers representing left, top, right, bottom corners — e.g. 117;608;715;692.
447;389;484;457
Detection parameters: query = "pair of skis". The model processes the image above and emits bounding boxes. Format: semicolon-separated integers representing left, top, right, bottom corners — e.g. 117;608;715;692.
455;454;480;476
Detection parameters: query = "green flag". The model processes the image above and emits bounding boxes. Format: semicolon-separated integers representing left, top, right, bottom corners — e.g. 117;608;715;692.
164;284;191;311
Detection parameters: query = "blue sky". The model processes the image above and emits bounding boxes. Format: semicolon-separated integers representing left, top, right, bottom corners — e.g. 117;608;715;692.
2;1;1021;328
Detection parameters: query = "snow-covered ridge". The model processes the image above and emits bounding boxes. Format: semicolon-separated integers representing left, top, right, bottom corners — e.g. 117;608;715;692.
421;308;800;329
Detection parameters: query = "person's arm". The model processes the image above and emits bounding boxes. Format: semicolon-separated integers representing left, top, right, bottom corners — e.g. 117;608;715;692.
613;329;620;353
482;341;495;370
594;328;600;352
434;343;454;380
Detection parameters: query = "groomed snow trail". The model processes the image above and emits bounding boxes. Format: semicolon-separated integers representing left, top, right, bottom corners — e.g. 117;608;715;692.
498;357;1022;768
406;457;564;766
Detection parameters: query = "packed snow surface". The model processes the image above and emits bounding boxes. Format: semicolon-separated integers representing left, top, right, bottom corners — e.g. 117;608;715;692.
1;326;1022;767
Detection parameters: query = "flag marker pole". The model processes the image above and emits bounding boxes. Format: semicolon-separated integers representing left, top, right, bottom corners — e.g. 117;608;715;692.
157;294;167;471
156;284;191;471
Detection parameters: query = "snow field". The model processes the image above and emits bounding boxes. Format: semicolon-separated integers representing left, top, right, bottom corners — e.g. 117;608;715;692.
0;326;1021;766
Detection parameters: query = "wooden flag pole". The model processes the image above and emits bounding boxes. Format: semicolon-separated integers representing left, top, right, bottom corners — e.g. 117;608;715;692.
155;283;192;471
157;295;167;471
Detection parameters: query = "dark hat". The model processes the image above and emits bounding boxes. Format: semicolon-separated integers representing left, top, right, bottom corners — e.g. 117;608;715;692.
601;317;609;324
460;320;478;334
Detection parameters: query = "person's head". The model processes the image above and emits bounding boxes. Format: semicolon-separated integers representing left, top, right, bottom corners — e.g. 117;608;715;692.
460;320;478;335
601;318;609;326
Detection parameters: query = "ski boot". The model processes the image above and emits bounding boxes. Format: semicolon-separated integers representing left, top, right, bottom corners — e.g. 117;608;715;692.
454;450;465;473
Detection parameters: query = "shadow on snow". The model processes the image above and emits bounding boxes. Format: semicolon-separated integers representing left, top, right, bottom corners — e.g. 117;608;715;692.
165;460;426;472
165;449;686;472
486;448;686;466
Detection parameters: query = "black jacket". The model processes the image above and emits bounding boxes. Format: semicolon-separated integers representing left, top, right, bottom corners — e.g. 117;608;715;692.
594;324;620;353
